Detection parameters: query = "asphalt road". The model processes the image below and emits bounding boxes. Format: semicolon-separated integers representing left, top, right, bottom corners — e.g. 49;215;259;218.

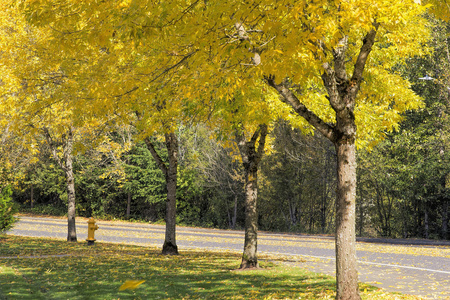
6;216;450;299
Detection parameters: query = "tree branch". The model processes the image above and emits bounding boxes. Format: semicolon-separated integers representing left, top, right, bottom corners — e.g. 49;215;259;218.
250;124;263;145
333;35;349;84
255;124;268;164
42;127;65;172
351;24;379;86
140;51;197;84
144;137;168;178
321;62;342;112
265;76;337;143
113;86;139;98
234;126;249;165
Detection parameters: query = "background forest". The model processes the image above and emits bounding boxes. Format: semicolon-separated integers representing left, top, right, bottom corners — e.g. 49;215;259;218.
1;4;449;241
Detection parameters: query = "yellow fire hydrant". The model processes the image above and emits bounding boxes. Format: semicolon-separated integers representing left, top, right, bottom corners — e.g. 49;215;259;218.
87;217;99;246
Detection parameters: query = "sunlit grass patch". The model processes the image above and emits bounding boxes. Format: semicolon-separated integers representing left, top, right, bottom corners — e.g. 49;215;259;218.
0;235;422;299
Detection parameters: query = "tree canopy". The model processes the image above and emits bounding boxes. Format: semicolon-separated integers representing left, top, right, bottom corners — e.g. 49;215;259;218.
1;0;440;298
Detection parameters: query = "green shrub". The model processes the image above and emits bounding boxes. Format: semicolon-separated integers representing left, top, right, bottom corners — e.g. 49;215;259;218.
0;186;17;232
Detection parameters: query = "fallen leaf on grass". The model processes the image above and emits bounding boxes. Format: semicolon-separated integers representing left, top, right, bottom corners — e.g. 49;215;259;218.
119;280;146;291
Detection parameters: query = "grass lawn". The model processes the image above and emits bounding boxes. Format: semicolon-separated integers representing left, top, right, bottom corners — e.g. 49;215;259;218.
0;235;420;299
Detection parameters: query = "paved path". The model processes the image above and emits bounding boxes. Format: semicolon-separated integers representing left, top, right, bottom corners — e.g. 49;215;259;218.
7;216;450;299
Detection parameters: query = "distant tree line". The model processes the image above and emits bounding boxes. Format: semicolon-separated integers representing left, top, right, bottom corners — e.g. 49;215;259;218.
11;107;450;240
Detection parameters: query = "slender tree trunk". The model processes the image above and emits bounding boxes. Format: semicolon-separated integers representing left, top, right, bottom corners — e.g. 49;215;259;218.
241;165;259;268
373;181;387;236
228;195;238;229
386;194;393;237
145;133;179;255
321;168;327;234
358;199;363;237
424;205;429;239
289;200;297;227
30;185;34;209
44;127;77;242
227;204;232;228
64;130;77;242
126;192;131;219
442;199;449;239
309;196;314;232
233;195;238;229
163;146;178;255
163;132;179;255
415;199;421;237
335;141;359;299
403;222;408;238
236;124;268;269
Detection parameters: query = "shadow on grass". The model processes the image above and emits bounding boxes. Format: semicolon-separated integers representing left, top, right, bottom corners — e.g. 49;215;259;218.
0;236;382;300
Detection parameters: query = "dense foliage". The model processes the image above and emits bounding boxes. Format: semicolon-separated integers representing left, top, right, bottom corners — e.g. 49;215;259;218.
357;17;450;240
2;1;447;297
0;186;17;233
4;8;450;236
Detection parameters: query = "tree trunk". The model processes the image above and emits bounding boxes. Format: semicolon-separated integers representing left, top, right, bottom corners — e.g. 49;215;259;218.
424;205;429;239
321;168;327;234
163;132;179;255
266;25;379;299
228;195;238;229
289;199;297;227
415;198;421;237
126;192;131;219
236;124;267;269
240;165;259;268
335;141;359;299
267;76;362;298
30;185;34;209
358;199;364;237
442;199;449;239
43;127;77;242
163;147;178;255
233;195;238;229
309;196;314;232
64;130;77;242
145;133;179;255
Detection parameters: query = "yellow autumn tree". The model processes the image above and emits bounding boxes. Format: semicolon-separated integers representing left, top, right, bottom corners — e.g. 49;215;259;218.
133;1;429;297
187;1;429;299
0;2;124;241
11;1;431;298
424;0;450;21
13;0;213;255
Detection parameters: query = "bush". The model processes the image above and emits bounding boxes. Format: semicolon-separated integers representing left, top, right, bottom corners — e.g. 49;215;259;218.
29;204;66;217
0;186;17;232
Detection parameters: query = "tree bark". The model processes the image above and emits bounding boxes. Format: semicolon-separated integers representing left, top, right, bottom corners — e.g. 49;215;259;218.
233;195;238;229
358;199;364;237
424;204;429;239
228;195;238;229
321;163;327;234
241;164;259;268
442;198;449;239
65;156;77;241
236;124;268;269
145;132;179;255
335;141;359;299
64;129;77;242
266;25;378;298
30;185;34;209
126;192;131;219
43;127;77;242
163;132;178;255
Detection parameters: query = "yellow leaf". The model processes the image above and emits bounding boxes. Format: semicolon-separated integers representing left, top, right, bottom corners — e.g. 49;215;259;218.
119;280;146;291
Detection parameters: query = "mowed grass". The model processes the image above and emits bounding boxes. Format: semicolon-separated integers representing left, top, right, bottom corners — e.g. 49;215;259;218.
0;235;420;300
